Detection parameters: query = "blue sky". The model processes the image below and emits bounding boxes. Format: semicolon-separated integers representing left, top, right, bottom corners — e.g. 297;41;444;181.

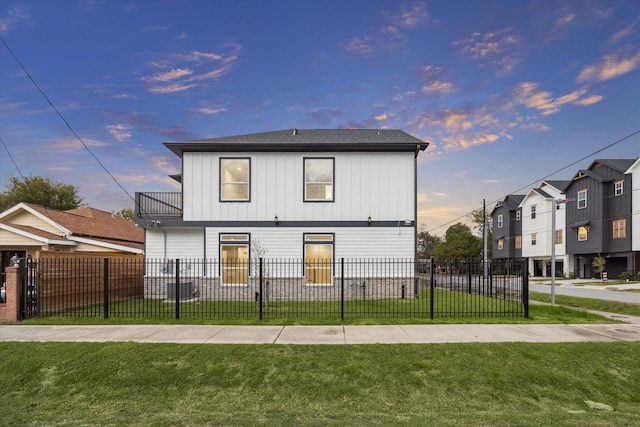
1;0;638;235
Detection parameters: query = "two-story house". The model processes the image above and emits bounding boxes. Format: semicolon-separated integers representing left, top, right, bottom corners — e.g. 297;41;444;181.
491;194;524;261
136;129;428;285
519;181;571;277
564;159;635;278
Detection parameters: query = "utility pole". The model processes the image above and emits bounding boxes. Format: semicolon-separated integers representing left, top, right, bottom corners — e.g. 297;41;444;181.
483;199;488;278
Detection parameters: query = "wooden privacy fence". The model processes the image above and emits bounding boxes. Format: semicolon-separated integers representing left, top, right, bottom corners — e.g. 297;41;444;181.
32;255;143;316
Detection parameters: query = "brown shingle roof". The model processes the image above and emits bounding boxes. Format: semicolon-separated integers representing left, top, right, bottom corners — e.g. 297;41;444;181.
23;203;144;246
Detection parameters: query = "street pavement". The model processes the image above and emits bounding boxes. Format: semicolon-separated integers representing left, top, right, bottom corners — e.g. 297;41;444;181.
529;278;640;304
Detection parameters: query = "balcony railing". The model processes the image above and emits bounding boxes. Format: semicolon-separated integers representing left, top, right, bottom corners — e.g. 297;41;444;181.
136;192;182;218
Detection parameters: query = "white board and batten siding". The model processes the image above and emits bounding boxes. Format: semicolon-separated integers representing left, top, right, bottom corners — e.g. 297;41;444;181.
145;227;204;259
182;151;415;222
145;227;414;260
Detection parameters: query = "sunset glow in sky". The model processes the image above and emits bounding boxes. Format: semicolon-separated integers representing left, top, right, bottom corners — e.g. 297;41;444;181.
1;0;639;235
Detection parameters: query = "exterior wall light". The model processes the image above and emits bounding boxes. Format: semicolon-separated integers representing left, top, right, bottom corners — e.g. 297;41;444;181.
274;216;279;224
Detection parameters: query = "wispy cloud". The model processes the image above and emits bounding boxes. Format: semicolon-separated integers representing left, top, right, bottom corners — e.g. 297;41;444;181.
554;13;576;27
341;1;428;57
191;107;227;115
49;138;109;153
393;2;429;28
142;45;241;94
105;124;132;142
340;36;374;57
0;5;30;33
453;28;519;73
576;50;640;83
573;94;603;105
421;81;454;95
142;68;193;83
511;82;598;115
609;21;636;44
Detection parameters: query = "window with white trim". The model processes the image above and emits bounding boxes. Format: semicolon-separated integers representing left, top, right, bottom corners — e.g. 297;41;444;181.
614;181;623;196
578;226;588;241
531;205;536;220
220;158;250;201
531;233;537;246
497;238;504;250
304;158;334;201
497;214;503;228
577;189;587;209
516;210;521;221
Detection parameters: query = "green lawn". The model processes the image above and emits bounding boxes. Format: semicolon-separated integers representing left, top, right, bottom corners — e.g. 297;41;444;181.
2;341;639;426
530;292;640;317
21;299;614;326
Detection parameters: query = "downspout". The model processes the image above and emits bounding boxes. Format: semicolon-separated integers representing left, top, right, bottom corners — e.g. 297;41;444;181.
151;221;167;260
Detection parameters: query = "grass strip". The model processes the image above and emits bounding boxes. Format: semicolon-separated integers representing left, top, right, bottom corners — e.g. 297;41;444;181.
2;341;639;426
530;292;640;317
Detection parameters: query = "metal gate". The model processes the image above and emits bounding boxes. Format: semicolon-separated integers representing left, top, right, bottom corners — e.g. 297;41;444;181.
18;258;38;320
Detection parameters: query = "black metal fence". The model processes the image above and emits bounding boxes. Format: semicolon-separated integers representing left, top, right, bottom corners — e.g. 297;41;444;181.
18;258;528;321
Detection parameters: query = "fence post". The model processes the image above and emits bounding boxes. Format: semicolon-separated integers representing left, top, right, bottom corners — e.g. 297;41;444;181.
523;258;529;319
430;258;434;319
175;258;180;320
467;261;472;294
1;267;20;323
103;258;109;319
340;258;344;320
259;258;263;321
489;261;493;298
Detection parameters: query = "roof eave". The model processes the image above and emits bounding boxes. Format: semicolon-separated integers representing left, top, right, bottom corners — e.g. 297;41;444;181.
164;141;429;157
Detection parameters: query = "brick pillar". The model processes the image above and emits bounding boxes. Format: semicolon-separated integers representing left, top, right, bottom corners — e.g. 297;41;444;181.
0;267;20;323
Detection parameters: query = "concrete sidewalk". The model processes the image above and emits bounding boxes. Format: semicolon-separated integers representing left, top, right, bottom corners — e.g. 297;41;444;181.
2;322;640;344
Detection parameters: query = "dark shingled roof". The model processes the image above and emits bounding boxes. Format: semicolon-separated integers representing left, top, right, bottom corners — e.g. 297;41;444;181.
164;128;428;157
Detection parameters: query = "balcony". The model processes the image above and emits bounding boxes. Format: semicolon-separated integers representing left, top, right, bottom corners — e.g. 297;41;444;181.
136;192;182;219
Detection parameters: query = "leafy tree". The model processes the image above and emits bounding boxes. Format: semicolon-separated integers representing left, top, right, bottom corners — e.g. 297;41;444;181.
431;222;482;261
114;207;135;222
0;176;83;211
592;255;606;279
416;224;443;259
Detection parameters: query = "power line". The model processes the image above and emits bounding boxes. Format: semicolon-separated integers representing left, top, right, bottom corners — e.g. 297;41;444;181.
0;34;137;208
427;129;640;234
0;135;27;183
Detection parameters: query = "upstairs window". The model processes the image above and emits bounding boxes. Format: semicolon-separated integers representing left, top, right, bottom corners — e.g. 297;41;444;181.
497;214;503;228
531;233;537;246
531;205;536;220
220;158;250;201
555;229;563;245
613;219;626;239
577;189;587;209
614;181;623;196
304;158;334;202
516;210;521;221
